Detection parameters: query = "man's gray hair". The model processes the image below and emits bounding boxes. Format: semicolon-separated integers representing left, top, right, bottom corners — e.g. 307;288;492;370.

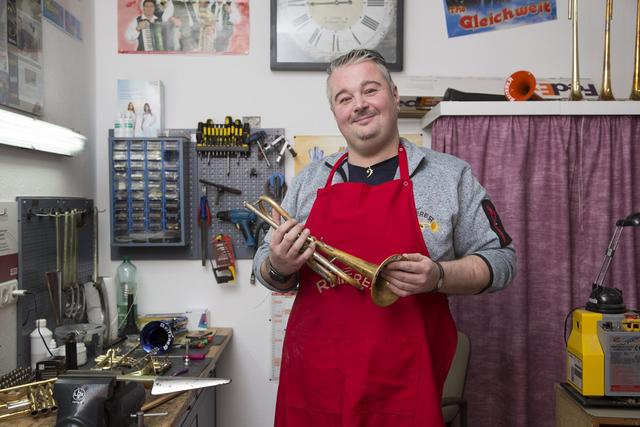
326;49;395;106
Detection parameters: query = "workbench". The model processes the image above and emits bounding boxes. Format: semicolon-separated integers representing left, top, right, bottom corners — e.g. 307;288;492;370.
555;383;640;427
8;327;233;427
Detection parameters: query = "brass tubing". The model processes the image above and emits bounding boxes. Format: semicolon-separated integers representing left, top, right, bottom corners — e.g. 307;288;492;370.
569;0;583;100
244;196;405;307
631;0;640;99
600;0;615;100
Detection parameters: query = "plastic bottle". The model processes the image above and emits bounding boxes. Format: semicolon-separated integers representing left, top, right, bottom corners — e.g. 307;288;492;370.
114;114;123;137
30;319;53;369
48;338;58;356
116;257;139;337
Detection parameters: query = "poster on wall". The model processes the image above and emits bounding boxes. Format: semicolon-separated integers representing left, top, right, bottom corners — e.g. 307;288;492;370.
1;0;44;115
117;0;250;55
0;0;44;115
117;80;165;138
0;0;9;106
293;134;423;175
42;0;64;28
443;0;557;38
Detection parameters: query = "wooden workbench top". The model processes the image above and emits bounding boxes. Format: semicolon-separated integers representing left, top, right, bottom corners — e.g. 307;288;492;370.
7;327;233;427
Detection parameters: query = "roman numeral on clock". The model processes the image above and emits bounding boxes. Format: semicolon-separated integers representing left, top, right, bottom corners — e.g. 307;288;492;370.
288;0;306;5
309;28;322;46
292;13;310;28
367;0;385;6
351;30;361;45
332;34;340;52
361;15;380;31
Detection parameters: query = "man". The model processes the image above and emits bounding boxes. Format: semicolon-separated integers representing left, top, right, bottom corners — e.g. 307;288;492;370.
211;0;240;52
253;49;516;426
169;0;201;51
125;0;167;51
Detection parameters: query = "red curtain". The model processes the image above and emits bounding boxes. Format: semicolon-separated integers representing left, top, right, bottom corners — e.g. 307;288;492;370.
432;115;640;426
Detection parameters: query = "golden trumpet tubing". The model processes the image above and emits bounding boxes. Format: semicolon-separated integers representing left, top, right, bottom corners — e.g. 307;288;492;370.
569;0;583;100
600;0;615;100
632;0;640;99
245;197;372;291
0;408;31;420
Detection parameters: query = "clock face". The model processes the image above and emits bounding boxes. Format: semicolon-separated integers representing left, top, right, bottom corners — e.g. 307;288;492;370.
276;0;397;63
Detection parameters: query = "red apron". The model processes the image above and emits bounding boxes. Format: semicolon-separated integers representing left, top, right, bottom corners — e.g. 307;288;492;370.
275;145;457;427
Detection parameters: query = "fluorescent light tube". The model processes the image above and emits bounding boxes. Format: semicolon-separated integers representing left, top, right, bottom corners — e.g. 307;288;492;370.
0;108;86;156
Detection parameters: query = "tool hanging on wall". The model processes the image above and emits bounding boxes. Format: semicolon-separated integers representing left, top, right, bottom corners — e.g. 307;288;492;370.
262;135;297;164
250;221;271;285
198;179;242;205
265;172;287;203
246;130;270;167
216;210;257;247
198;186;212;266
195;116;251;175
211;234;236;284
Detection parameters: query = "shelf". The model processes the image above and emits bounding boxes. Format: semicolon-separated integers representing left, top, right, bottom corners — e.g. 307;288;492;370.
421;101;640;129
109;134;188;247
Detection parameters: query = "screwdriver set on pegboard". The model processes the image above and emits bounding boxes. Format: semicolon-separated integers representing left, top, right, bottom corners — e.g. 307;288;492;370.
194;117;292;270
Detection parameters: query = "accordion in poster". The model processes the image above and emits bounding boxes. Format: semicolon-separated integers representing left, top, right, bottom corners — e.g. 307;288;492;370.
443;0;557;38
118;0;250;55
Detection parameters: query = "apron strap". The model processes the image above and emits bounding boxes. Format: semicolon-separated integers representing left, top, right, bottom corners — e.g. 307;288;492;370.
324;142;410;188
324;152;349;188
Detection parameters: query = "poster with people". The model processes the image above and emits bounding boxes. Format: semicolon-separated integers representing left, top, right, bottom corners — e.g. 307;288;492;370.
443;0;557;38
118;0;249;55
117;80;164;138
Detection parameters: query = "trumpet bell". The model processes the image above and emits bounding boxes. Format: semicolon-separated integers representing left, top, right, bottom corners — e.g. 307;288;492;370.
371;254;405;307
504;70;542;101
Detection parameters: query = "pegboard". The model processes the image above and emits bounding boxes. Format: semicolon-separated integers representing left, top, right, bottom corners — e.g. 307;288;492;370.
196;128;286;260
16;197;94;368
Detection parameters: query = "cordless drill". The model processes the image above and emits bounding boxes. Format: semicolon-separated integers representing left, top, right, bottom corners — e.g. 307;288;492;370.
217;210;257;247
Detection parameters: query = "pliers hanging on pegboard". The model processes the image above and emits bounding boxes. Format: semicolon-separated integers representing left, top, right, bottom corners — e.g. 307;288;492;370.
265;172;287;203
198;186;212;266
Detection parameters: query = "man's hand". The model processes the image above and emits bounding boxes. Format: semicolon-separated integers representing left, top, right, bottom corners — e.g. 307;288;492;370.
267;211;315;276
381;253;441;297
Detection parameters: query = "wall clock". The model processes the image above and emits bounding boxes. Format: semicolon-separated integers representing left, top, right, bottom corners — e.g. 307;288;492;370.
271;0;403;71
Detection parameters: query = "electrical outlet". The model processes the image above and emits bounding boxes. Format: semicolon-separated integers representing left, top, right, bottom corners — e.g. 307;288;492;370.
0;280;18;308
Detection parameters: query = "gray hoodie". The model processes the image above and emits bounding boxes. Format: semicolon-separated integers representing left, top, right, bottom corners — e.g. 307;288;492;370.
253;139;516;293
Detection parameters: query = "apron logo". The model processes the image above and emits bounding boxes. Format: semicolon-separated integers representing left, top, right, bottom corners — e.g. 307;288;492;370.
314;267;372;294
481;199;512;247
417;210;439;233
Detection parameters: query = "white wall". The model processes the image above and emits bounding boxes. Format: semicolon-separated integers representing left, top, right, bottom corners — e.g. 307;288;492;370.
0;1;95;201
91;2;638;427
0;0;95;373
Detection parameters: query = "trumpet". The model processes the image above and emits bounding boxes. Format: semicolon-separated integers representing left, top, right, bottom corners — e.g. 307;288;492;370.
244;196;404;307
599;0;615;100
0;378;57;420
569;0;583;100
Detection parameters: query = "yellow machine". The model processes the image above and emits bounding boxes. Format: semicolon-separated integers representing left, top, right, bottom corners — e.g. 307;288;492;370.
567;309;640;397
566;212;640;398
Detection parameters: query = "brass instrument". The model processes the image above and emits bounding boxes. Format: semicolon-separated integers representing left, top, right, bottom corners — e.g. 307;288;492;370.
632;0;640;100
599;0;615;100
0;378;57;420
504;70;542;101
569;0;583;100
244;196;405;307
